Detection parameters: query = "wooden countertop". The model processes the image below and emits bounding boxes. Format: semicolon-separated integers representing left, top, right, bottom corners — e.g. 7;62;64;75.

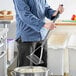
55;20;76;26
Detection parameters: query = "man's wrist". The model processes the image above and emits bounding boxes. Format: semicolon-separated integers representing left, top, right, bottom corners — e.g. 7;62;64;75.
52;10;59;16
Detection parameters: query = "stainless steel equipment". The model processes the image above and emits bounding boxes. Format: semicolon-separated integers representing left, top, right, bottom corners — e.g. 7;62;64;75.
0;51;6;76
11;66;49;76
0;20;11;76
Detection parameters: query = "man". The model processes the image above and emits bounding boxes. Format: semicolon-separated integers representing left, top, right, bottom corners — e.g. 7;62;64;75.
13;0;64;67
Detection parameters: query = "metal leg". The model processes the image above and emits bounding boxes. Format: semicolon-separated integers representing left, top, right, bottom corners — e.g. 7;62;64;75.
3;23;8;76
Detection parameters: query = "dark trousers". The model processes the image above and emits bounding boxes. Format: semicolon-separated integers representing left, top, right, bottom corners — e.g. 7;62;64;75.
16;39;47;67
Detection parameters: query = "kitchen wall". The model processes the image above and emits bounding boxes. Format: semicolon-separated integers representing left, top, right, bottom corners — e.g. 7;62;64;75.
0;0;14;10
47;0;76;20
0;0;15;14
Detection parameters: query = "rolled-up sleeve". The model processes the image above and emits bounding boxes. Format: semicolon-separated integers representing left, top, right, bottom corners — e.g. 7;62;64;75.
13;0;45;32
45;2;56;20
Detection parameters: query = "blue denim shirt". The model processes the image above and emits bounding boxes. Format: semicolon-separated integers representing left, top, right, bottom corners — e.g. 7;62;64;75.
13;0;55;42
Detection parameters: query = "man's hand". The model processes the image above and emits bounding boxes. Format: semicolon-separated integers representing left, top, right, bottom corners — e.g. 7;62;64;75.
44;22;56;30
53;4;64;16
58;4;64;14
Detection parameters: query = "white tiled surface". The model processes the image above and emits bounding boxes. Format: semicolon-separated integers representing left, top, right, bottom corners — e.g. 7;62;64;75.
68;34;76;49
47;32;69;75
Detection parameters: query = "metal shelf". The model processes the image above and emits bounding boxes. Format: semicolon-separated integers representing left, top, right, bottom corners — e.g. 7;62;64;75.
0;20;12;76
